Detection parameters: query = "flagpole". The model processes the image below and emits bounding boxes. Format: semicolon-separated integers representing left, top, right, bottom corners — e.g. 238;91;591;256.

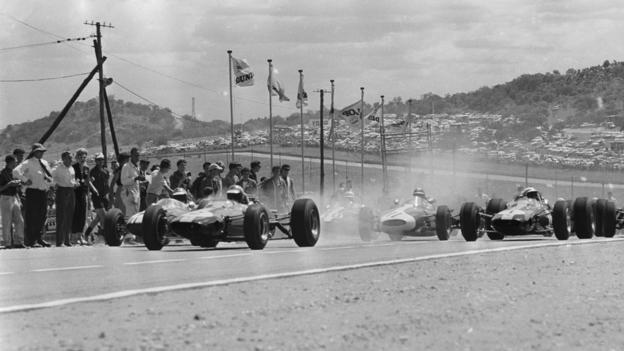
298;69;305;194
330;79;335;194
227;50;235;161
407;99;413;175
268;59;274;168
380;95;387;195
360;87;365;196
319;89;325;198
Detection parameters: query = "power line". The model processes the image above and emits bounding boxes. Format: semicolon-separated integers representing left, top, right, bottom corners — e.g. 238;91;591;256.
112;79;184;118
0;72;89;82
0;36;95;52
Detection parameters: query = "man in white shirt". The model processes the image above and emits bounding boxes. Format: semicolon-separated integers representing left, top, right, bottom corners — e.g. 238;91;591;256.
12;143;53;247
120;148;145;221
52;151;78;246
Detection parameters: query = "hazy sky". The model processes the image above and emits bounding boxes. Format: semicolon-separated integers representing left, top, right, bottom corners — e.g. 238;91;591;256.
1;0;624;129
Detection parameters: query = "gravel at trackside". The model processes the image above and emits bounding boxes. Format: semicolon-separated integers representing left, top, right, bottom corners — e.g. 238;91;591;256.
3;241;624;350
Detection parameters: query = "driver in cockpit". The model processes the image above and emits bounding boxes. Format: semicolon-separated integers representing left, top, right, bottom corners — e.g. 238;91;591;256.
226;185;249;204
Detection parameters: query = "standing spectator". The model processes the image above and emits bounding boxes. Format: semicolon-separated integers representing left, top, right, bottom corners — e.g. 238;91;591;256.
190;162;211;199
52;152;78;247
0;155;25;248
120;148;145;222
12;143;53;247
139;159;150;211
170;159;190;189
237;167;257;195
260;166;283;209
207;163;223;197
12;148;26;218
110;152;129;214
280;164;296;203
223;162;242;189
83;153;109;243
12;148;25;164
146;159;174;206
250;161;261;182
72;148;93;245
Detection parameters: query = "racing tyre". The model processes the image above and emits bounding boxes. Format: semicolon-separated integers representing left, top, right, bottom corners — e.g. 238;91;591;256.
103;208;125;246
573;197;594;239
603;200;617;238
243;204;270;250
460;202;480;242
484;198;506;230
291;199;321;247
595;199;607;237
358;206;375;242
552;200;571;240
486;231;505;240
435;205;452;241
142;205;169;251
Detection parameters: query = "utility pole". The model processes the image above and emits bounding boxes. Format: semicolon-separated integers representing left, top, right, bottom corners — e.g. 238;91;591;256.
85;20;114;164
407;99;413;174
330;79;336;193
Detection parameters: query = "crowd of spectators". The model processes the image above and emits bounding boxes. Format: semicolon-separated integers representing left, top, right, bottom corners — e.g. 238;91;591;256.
0;143;296;249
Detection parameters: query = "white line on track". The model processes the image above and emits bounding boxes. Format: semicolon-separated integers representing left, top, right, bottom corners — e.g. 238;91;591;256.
3;238;622;313
198;253;251;260
123;259;187;266
32;265;103;273
0;272;14;275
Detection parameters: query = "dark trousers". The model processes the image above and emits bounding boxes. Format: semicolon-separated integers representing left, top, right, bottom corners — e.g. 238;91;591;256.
55;187;75;246
25;188;48;246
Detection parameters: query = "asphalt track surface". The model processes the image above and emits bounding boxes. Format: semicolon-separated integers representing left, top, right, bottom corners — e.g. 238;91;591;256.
1;234;622;314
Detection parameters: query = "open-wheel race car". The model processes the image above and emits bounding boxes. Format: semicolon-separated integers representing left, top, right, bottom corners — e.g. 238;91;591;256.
320;190;362;231
103;186;320;251
358;188;457;242
458;187;597;241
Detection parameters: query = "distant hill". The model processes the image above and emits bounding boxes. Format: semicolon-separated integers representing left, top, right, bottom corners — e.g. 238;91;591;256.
4;60;624;153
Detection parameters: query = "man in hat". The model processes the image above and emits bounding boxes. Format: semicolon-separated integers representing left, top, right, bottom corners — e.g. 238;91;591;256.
83;153;110;243
280;164;296;204
12;143;53;247
120;148;145;221
223;162;242;189
208;163;224;197
0;154;25;248
52;151;78;246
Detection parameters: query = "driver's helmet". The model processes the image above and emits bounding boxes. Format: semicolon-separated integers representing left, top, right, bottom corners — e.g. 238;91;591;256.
521;187;539;200
413;187;426;198
226;185;248;204
172;188;188;203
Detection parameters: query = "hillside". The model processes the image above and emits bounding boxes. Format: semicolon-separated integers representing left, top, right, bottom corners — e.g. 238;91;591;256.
3;60;624;153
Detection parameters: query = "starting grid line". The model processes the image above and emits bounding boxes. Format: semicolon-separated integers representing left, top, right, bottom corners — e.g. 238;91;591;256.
1;238;622;314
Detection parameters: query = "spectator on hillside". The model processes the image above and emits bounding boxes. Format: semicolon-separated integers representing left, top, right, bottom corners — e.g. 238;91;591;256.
146;159;174;206
83;153;109;243
169;159;190;189
190;162;211;199
12;143;53;247
72;148;94;246
0;155;25;249
237;167;257;195
250;161;261;182
52;151;78;247
223;162;242;189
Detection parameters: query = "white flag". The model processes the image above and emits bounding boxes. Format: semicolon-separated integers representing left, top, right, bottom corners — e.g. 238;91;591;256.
231;56;254;87
296;73;308;108
267;65;290;102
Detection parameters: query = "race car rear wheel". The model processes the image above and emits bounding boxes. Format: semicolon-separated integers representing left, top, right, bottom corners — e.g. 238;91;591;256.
244;204;270;250
435;205;452;241
291;198;320;247
595;199;607;237
552;200;571;240
460;202;480;242
603;200;617;238
103;208;125;246
573;197;594;239
143;205;169;251
484;198;506;231
358;206;375;242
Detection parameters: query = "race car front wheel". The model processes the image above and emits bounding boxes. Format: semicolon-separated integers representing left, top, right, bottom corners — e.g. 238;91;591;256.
291;198;320;247
552;200;571;240
143;205;169;251
435;205;452;241
244;204;270;250
103;208;125;246
460;202;480;242
573;197;594;239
